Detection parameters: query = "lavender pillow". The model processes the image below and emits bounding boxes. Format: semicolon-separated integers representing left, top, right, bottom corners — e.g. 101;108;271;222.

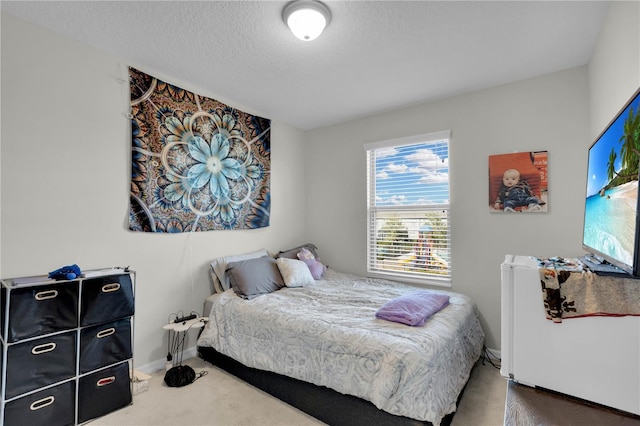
297;247;326;279
375;292;450;326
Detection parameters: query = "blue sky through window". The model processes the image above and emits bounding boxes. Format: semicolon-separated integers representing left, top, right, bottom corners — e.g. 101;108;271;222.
374;141;449;206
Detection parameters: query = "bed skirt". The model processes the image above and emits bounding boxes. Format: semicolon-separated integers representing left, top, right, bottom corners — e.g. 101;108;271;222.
197;346;463;426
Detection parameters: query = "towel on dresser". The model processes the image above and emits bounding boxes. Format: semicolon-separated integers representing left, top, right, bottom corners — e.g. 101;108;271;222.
535;257;640;322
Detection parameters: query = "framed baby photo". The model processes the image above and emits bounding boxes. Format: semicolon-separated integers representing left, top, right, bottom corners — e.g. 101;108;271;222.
489;151;548;213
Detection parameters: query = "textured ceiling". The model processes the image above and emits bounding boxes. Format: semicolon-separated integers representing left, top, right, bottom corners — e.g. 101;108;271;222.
1;1;610;130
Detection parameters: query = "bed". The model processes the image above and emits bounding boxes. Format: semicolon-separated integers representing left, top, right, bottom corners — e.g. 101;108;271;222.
196;245;485;426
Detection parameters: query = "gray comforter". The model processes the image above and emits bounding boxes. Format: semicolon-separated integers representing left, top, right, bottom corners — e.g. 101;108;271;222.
197;269;484;425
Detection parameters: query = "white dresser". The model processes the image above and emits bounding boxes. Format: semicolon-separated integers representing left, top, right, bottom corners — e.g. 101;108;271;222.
501;255;640;416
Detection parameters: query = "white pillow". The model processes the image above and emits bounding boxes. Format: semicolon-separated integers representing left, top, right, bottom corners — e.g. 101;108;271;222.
210;248;270;293
276;258;315;288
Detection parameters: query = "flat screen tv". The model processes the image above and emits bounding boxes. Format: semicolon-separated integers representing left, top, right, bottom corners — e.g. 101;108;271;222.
582;87;640;277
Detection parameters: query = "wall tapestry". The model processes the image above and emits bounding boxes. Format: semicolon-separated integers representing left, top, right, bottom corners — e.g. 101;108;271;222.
128;67;271;232
489;151;548;213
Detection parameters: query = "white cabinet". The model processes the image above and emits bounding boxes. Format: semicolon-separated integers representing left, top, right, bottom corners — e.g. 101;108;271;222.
0;269;135;425
501;255;640;416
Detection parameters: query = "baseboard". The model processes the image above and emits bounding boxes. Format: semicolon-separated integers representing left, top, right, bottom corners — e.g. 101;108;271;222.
134;345;199;374
486;347;501;359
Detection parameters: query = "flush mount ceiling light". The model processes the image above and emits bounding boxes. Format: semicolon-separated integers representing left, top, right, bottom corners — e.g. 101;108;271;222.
282;0;331;41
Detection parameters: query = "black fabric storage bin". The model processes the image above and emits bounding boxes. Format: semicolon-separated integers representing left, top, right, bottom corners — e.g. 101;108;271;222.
79;318;132;374
78;361;132;423
4;281;78;343
4;380;75;426
5;331;76;399
80;274;134;326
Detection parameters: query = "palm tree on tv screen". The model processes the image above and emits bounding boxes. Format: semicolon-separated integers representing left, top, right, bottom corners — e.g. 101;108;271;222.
620;105;640;178
607;147;617;183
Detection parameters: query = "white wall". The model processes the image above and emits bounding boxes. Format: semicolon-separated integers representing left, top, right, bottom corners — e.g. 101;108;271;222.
0;14;308;369
304;68;590;350
589;1;640;135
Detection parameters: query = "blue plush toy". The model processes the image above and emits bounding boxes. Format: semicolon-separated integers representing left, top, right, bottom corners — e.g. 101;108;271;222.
48;264;82;280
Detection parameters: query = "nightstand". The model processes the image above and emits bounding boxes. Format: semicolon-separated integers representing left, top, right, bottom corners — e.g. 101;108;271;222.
162;317;208;367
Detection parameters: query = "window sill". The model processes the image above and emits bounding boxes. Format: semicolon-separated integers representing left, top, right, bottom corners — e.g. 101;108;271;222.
367;270;452;288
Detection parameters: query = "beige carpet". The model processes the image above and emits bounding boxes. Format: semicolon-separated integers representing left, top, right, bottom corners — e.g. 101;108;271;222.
91;356;507;426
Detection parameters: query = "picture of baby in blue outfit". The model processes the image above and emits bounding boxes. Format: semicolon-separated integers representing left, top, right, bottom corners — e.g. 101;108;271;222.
494;168;542;212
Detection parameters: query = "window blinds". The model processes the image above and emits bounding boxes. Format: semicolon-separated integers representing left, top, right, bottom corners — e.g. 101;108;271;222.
365;131;451;284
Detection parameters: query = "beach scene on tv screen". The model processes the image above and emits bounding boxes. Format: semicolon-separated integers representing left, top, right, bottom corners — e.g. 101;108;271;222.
584;91;640;266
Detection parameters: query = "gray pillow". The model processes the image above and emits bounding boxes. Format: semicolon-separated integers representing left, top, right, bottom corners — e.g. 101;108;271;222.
276;243;320;260
210;248;270;293
226;256;285;299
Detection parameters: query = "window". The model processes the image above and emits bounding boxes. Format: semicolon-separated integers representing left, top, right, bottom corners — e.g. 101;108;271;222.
365;131;451;286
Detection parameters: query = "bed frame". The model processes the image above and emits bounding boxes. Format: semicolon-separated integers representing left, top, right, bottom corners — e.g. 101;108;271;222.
198;346;463;426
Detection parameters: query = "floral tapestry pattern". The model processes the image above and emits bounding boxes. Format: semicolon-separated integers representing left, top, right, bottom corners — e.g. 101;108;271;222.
129;67;271;232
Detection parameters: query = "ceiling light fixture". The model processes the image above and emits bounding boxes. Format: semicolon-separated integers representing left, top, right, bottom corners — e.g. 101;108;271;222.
282;0;331;41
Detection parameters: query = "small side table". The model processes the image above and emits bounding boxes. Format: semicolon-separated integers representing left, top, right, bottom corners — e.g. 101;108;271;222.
163;317;208;367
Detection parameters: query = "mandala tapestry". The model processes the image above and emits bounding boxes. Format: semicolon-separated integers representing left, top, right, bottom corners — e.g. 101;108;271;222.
128;67;271;232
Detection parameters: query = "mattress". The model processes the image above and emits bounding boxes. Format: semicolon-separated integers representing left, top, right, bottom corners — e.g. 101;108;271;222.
197;269;484;425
